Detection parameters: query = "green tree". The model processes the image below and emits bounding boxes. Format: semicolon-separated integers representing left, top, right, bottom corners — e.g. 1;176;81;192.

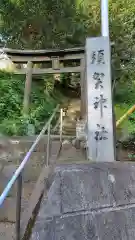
1;0;135;86
0;0;87;49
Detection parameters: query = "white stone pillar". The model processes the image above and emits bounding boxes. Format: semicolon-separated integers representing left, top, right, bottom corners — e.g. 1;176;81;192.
86;37;115;162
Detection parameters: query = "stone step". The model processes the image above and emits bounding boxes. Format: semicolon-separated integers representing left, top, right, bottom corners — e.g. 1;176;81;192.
58;126;76;132
63;115;76;121
0;157;45;223
0;182;35;222
63;127;76;132
63;125;76;129
0;154;49;198
63;127;76;131
62;132;76;136
0;196;28;222
0;164;36;196
0;140;61;224
58;146;85;163
62;129;75;132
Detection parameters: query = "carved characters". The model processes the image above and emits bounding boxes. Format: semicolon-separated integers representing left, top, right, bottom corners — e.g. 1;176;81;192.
94;94;107;117
91;49;105;64
95;124;108;141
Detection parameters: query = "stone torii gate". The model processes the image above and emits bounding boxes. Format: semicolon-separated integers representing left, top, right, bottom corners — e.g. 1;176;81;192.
4;45;114;117
3;47;87;118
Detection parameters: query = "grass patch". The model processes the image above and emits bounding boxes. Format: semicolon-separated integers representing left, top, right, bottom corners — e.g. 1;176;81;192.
115;103;135;139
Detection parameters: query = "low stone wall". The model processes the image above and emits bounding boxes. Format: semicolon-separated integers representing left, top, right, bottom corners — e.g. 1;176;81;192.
31;162;135;239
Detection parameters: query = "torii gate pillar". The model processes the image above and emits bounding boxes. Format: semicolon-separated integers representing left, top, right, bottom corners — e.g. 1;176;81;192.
80;57;87;118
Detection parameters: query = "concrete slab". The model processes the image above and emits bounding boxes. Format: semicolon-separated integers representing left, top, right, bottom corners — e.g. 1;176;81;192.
95;208;128;240
30;162;135;240
54;213;98;240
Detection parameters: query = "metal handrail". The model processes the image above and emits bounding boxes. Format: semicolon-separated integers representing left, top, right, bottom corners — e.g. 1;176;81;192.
0;104;62;240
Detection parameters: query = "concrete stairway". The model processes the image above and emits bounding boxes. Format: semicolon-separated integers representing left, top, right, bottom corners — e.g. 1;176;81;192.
0;137;60;240
58;141;86;163
61;99;81;136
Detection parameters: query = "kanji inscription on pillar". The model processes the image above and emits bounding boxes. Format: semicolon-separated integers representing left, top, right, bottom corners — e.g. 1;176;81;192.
86;37;115;162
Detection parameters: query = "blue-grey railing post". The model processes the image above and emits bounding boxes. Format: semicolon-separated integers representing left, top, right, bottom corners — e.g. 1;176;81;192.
16;171;23;240
60;108;63;142
46;123;51;166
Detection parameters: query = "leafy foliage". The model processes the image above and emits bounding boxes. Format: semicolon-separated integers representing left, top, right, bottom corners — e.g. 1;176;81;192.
0;71;64;135
0;0;87;49
1;0;135;82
